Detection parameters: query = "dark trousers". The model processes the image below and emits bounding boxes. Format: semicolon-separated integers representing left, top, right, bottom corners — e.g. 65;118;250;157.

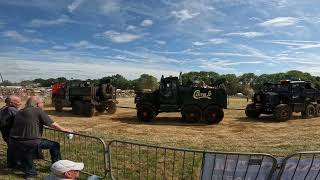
9;138;61;177
40;138;61;163
1;130;15;168
9;138;40;177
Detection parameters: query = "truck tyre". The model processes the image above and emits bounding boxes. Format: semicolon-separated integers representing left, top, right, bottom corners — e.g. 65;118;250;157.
203;105;224;124
245;103;261;118
315;104;320;117
83;103;95;117
106;101;117;114
273;104;292;121
54;100;63;112
95;105;106;113
137;105;155;122
72;101;82;115
302;104;316;119
181;105;202;123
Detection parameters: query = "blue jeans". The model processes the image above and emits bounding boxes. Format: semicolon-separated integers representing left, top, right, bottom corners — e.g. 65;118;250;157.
40;139;61;163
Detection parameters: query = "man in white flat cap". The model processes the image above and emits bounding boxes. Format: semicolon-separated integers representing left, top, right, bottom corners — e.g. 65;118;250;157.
44;160;84;180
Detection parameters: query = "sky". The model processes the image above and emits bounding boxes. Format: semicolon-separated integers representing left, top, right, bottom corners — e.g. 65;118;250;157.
1;0;320;82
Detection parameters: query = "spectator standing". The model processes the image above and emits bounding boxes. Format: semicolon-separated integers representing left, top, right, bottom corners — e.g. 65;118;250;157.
0;96;22;168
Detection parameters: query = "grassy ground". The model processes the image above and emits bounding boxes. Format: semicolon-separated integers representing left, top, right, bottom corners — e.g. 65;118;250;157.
2;97;320;179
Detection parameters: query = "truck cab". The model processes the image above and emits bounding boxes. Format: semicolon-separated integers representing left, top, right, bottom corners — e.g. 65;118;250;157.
159;76;179;112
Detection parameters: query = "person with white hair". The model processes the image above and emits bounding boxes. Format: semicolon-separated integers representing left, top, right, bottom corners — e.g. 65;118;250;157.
9;96;73;179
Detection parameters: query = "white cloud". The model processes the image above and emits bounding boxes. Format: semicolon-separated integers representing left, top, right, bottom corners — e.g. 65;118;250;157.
67;40;108;49
140;19;153;27
52;45;68;50
155;40;166;45
24;29;36;33
2;30;45;43
102;31;142;43
206;28;222;33
68;0;84;13
226;32;265;38
100;0;121;15
29;15;73;27
199;59;263;72
0;20;5;28
172;9;200;23
2;31;28;42
193;38;228;46
209;38;228;44
193;42;206;46
0;57;177;82
126;25;137;31
263;40;320;49
259;17;299;27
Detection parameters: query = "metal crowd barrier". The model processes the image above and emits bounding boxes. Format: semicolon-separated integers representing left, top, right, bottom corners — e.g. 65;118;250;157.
107;140;320;180
201;151;277;180
108;140;205;180
3;129;320;180
42;127;109;178
276;151;320;180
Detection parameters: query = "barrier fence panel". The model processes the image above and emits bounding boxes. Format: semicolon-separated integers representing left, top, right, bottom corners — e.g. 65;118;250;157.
276;151;320;180
108;140;279;180
108;140;205;180
42;127;109;178
201;152;277;180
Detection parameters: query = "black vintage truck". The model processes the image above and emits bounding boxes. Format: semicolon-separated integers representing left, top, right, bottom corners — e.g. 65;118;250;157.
135;75;227;124
245;80;320;121
53;80;117;117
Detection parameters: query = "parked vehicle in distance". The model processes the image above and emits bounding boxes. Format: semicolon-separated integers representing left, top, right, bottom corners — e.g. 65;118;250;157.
245;80;320;121
52;80;117;117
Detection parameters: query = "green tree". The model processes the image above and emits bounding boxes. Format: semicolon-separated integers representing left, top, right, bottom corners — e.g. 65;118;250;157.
134;74;158;91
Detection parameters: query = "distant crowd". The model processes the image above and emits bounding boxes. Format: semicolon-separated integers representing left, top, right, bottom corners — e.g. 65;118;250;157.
0;87;51;100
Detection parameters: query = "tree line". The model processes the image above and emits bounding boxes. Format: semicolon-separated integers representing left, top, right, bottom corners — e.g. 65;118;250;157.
2;70;320;95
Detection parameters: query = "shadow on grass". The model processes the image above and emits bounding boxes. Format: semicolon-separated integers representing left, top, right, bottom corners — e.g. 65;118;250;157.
112;115;211;126
235;114;305;123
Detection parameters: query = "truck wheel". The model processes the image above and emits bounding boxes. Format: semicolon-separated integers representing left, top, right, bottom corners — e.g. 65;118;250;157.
245;103;261;118
137;105;155;122
181;105;201;123
302;104;316;119
83;103;95;117
72;101;82;115
315;104;320;117
95;105;106;113
106;101;117;114
54;100;63;112
203;105;224;124
273;104;292;121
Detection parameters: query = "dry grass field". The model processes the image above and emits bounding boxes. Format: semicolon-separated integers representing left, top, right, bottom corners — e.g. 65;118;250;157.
2;97;320;179
46;97;320;155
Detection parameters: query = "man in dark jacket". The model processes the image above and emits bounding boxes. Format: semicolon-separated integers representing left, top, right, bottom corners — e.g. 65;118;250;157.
9;96;72;179
0;95;22;168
